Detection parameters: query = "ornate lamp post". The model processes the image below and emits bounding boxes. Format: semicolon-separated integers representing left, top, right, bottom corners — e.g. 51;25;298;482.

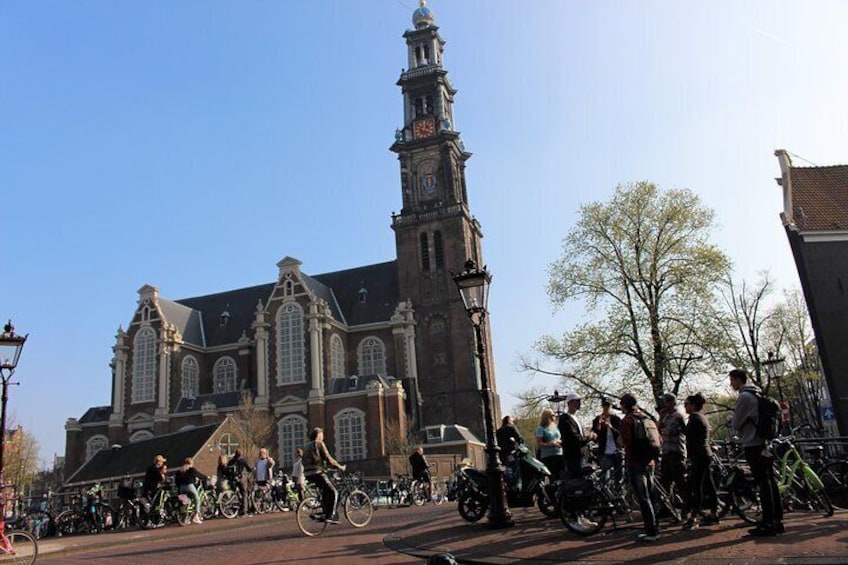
0;320;27;484
763;350;789;433
452;260;513;529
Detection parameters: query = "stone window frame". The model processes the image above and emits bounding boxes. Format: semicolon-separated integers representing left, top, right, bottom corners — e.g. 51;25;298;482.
86;435;109;461
278;414;308;468
181;355;199;399
330;334;345;380
357;336;386;376
334;408;366;462
213;356;238;393
131;327;157;404
129;430;154;443
277;302;306;385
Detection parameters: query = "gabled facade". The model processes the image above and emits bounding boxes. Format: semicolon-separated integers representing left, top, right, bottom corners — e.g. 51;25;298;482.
64;3;498;479
776;149;848;435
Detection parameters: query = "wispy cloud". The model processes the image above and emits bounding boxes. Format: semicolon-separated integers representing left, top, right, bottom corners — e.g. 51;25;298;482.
755;29;793;47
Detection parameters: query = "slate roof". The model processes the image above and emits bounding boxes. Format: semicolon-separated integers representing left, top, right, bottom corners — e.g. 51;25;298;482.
158;298;205;347
65;423;220;486
789;164;848;231
79;406;112;424
174;391;243;414
165;260;399;348
175;283;274;348
313;260;399;327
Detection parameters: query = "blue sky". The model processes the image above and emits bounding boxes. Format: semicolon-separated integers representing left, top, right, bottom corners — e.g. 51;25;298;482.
2;1;847;464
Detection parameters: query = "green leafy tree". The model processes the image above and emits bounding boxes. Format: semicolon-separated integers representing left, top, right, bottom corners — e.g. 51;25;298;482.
530;182;731;405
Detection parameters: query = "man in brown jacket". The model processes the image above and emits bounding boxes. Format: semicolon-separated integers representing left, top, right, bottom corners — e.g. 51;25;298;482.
302;427;346;523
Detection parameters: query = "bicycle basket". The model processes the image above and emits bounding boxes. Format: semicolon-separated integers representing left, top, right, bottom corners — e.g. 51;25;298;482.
564;478;595;510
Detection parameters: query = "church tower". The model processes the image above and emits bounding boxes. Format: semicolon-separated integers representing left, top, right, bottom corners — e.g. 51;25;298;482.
391;1;499;441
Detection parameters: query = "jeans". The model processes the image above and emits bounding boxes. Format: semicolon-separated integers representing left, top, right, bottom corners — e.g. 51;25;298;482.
307;473;338;518
745;446;782;527
599;452;622;484
180;483;201;517
687;458;717;516
630;465;658;536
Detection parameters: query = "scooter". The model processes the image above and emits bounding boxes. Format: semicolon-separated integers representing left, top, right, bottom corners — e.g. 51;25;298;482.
456;443;557;522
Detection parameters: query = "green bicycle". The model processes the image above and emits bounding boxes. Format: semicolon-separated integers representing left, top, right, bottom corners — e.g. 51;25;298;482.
773;437;833;517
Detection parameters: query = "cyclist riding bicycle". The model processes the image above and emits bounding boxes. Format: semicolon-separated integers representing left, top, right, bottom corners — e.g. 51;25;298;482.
303;427;346;523
409;446;432;495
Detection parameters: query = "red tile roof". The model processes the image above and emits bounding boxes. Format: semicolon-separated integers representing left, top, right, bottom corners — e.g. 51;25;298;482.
790;165;848;231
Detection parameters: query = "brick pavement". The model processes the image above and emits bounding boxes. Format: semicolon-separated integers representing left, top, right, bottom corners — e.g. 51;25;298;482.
387;506;848;564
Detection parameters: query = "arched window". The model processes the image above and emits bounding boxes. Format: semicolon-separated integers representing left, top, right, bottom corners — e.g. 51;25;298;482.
278;415;308;468
129;430;154;443
335;409;366;462
330;334;345;380
277;303;305;385
217;433;239;457
420;232;430;271
132;327;157;403
213;357;237;393
86;435;109;461
434;230;444;269
358;337;386;376
181;356;199;399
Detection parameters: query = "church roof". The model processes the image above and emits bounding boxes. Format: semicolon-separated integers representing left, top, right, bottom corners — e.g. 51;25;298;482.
64;423;220;486
79;406;112;424
174;391;243;414
313;260;399;327
166;260;399;348
788;164;848;231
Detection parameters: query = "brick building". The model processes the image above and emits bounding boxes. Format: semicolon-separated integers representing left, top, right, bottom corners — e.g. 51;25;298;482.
64;3;495;479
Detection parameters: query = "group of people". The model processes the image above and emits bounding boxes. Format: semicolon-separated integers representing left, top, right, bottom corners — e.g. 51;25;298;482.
518;367;782;542
140;444;306;525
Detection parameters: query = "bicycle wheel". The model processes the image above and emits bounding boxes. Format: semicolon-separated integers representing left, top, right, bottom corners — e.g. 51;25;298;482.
55;510;83;536
201;493;217;520
431;482;446;506
344;489;373;528
560;491;607;536
218;491;240;519
410;482;427;506
251;489;273;514
296;496;327;537
654;482;683;524
819;461;848;509
732;482;762;525
0;530;38;565
802;476;834;517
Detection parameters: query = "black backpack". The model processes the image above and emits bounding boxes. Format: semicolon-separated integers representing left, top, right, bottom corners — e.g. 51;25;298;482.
747;390;782;440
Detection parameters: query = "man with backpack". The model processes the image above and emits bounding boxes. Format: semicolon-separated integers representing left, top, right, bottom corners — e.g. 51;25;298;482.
730;368;784;536
618;392;660;542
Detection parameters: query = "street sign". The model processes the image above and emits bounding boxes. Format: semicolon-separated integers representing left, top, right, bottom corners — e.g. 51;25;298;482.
822;406;836;422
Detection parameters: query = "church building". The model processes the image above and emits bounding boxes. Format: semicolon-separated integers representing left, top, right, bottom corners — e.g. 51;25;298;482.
64;2;499;479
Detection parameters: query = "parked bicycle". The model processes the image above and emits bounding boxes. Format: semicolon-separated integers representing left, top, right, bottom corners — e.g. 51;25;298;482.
558;465;634;536
773;436;833;517
56;484;116;536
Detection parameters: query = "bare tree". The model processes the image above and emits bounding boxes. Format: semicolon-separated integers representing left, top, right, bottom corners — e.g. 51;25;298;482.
235;393;276;461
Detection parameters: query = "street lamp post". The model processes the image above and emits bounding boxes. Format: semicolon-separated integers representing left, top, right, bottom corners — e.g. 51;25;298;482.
0;321;28;485
763;350;788;433
452;259;514;529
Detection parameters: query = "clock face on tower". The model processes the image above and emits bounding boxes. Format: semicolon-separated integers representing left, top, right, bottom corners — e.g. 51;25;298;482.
413;118;436;139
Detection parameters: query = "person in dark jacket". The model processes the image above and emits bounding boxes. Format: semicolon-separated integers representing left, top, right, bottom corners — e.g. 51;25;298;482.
658;392;688;510
682;393;719;529
558;392;596;479
226;449;251;515
142;455;167;499
591;398;622;483
496;415;523;459
175;457;208;524
302;427;346;523
730;368;783;536
619;393;659;542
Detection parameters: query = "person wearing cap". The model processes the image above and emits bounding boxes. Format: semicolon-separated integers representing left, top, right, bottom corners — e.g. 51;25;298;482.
618;393;660;542
591;398;622;483
302;427;346;523
557;392;596;480
143;455;168;499
658;392;687;511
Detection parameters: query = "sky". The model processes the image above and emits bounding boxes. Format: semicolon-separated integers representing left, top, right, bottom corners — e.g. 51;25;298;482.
2;1;847;465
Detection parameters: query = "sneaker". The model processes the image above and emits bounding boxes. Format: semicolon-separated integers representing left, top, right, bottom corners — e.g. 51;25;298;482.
325;514;340;524
192;515;202;524
578;516;599;529
681;518;698;530
637;533;659;542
